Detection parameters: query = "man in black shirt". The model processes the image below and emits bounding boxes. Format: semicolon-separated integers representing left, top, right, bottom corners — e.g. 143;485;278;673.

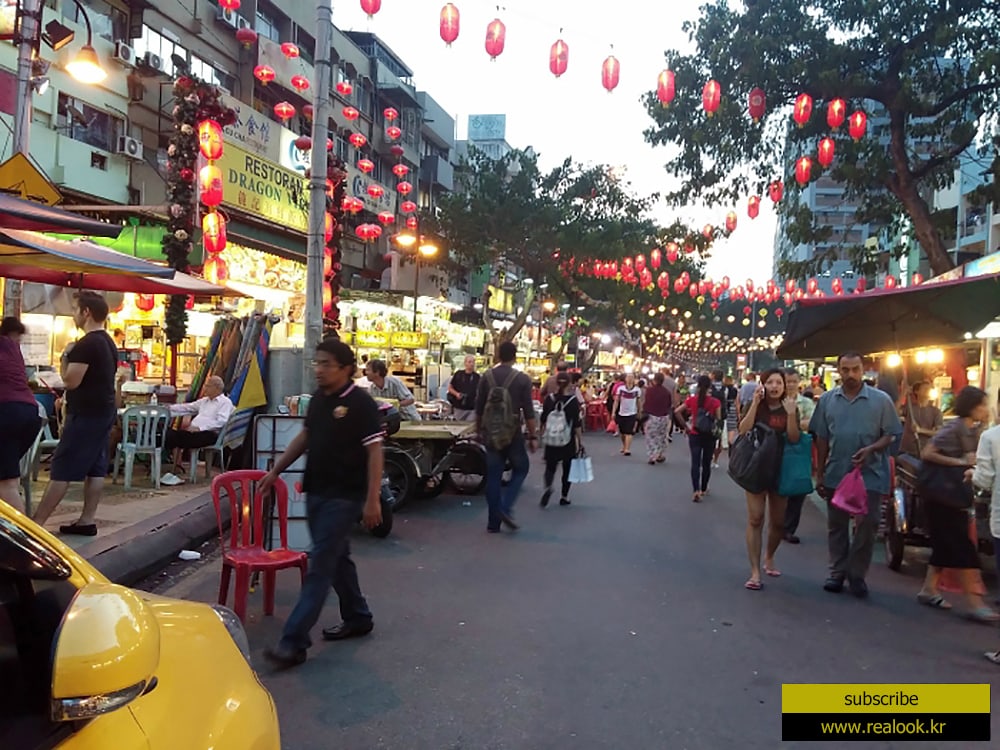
710;369;730;468
34;292;118;535
261;339;384;667
447;354;480;421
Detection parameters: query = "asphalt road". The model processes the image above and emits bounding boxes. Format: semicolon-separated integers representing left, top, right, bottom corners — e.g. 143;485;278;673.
145;433;1000;749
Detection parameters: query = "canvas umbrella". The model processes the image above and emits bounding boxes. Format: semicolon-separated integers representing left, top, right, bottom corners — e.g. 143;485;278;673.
0;194;122;237
776;273;1000;360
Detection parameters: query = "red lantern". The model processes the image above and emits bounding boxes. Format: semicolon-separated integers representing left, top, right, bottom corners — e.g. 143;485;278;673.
656;70;675;107
405;216;418;230
848;110;867;140
702;224;714;239
807;277;819;293
322;284;332;313
377;211;395;226
827;98;846;129
912;272;924;285
383;107;399;122
665;243;679;264
689;283;699;298
347;197;364;214
856;277;867;292
550;39;569;78
385;125;402;140
203;256;228;286
748;87;766;122
197;119;223;160
280;42;300;59
785;278;795;294
601;55;620;93
818;137;835;167
367;184;384;199
793;93;812;127
640;268;653;288
775;308;784;319
201;211;226;255
291;74;310;93
336;81;353;97
135;293;156;312
349;132;367;149
323;247;333;277
357;158;374;173
400;200;417;213
292;135;311;152
721;275;730;290
831;277;843;295
650;248;661;269
743;305;752;316
635;253;646;272
253;65;275;85
884;275;897;289
390;145;404;157
360;0;381;18
748;195;761;219
219;0;241;9
273;101;295;121
355;224;370;241
725;211;737;232
794;156;812;186
302;104;314;120
485;18;506;59
657;271;669;289
783;292;793;305
342;106;360;121
768;180;784;203
702;79;721;116
396;181;413;195
440;3;460;46
199;165;223;206
324;212;334;242
392;163;409;178
235;27;257;49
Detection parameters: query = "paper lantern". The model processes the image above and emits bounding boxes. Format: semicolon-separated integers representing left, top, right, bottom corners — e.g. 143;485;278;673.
748;195;761;219
807;277;819;294
253;65;275;85
405;216;418;230
367;184;384;199
793;93;812;127
818;137;835;167
360;0;381;18
326;139;333;151
280;42;300;59
768;180;784;203
235;27;257;48
385;125;402;140
601;55;620;93
291;74;310;93
392;163;410;178
396;181;413;195
635;253;646;272
336;81;353;97
219;0;240;9
657;271;669;289
322;283;332;313
323;248;333;277
324;212;335;242
702;80;721;116
725;211;737;232
342;106;360;121
203;256;228;286
550;39;569;78
912;272;924;285
440;3;460;46
748;87;766;122
383;107;399;122
666;243;679;264
273;101;295;121
357;158;374;173
377;211;395;226
197;119;223;160
650;247;661;269
827;98;846;129
785;278;796;294
849;110;867;140
293;135;312;152
390;144;404;157
302;104;314;120
884;275;897;289
135;293;156;312
485;18;506;59
349;132;367;149
656;70;675;107
702;223;714;239
202;212;227;255
198;165;223;206
794;156;812;186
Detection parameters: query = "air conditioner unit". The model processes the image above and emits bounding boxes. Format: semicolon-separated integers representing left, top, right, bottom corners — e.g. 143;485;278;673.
236;15;252;30
142;52;163;72
116;136;144;160
112;41;134;66
215;6;238;28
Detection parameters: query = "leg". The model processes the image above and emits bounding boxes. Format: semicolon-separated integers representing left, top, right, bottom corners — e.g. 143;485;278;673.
764;492;788;571
699;435;714;492
77;476;105;526
559;455;572;499
826;499;851;581
745;492;766;583
918;565;944;600
484;448;505;531
332;536;373;626
0;478;23;514
543;457;557;490
958;569;990;611
501;438;530;516
784;494;806;539
33;480;70;525
846;491;882;582
688;436;701;494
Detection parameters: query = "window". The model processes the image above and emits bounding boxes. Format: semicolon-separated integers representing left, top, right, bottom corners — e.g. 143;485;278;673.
295;28;316;64
335;134;349;161
132;25;188;74
256;9;280;42
189;55;232;91
64;0;128;43
56;93;123;153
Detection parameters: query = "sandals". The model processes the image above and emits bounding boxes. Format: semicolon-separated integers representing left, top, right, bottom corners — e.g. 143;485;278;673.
984;651;1000;665
965;607;1000;623
744;579;762;591
763;566;782;577
692;492;702;503
917;593;952;610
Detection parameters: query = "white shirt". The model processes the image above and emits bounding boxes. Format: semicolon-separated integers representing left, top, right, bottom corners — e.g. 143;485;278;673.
170;394;235;433
616;386;641;417
973;425;1000;539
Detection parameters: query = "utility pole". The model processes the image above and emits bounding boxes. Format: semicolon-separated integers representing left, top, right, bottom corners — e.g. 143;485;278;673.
302;0;333;392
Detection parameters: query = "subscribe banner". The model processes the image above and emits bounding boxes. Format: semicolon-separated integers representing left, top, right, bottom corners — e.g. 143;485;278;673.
782;684;991;741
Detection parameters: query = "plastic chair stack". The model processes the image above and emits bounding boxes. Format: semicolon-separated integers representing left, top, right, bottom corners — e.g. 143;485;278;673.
112;405;171;489
211;470;308;623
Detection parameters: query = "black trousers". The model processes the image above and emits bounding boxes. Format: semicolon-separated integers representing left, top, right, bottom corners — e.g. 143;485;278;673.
784;494;807;535
164;428;218;453
544;444;574;498
688;433;716;492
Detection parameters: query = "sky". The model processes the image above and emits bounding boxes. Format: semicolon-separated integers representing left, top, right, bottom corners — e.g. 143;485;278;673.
331;0;779;285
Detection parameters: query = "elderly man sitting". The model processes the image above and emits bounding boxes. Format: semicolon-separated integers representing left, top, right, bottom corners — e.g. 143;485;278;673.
164;376;234;469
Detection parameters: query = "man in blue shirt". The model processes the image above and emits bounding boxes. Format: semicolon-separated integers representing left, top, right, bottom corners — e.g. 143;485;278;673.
809;351;902;598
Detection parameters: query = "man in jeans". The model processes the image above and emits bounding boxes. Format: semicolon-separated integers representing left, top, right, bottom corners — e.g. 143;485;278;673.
475;341;537;533
260;340;383;667
782;369;816;544
810;352;902;598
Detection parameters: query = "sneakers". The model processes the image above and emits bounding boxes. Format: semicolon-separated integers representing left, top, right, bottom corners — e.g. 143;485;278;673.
540;488;552;508
159;472;184;486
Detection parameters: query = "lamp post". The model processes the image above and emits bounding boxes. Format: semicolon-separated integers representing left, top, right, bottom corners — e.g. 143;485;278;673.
394;230;438;331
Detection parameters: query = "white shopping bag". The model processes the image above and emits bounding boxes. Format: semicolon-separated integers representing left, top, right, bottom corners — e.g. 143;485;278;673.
569;451;593;483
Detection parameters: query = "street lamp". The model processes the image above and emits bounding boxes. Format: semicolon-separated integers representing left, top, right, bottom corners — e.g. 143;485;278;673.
394;231;438;330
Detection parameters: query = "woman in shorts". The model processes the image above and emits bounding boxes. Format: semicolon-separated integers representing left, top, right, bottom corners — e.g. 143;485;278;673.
0;318;44;513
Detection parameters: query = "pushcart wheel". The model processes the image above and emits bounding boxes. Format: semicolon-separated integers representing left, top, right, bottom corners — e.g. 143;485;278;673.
369;495;394;538
383;452;415;510
884;503;904;571
445;443;487;495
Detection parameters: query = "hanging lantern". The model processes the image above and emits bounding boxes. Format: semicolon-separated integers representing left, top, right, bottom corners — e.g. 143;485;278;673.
273;101;295;121
219;0;241;9
807;277;819;294
293;135;312;152
323;247;333;277
385;125;402;140
440;3;460;46
357;158;374;173
792;93;812;127
253;64;275;85
721;275;730;290
202;211;228;256
370;226;383;240
405;216;418;230
390;144;405;157
203;256;228;286
290;74;310;93
342;106;360;121
768;180;784;203
785;278;796;294
657;271;669;289
635;253;646;272
135;293;156;312
324;212;334;242
235;27;257;49
827;98;846;129
601;55;620;93
689;283;699;298
326;138;334;151
818;137;835;167
640;268;653;288
302;104;314;120
884;275;897;289
748;195;761;219
349;132;367;148
666;242;679;264
197;119;223;160
775;308;784;319
336;81;353;97
831;277;843;295
367;183;384;199
856;277;867;292
360;0;381;18
783;292;793;305
400;200;417;213
743;305;752;316
485;18;506;59
702;223;714;239
848;110;867;140
725;211;738;232
392;163;410;178
550;39;569;78
355;224;372;242
280;42;300;59
383;107;399;122
377;211;395;226
702;79;721;116
650;247;661;269
199;165;223;206
794;156;812;186
656;70;675;107
322;283;333;313
912;272;924;285
396;181;413;195
748;87;766;122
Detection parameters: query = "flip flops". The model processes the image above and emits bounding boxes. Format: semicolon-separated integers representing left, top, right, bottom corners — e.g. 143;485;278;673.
917;593;952;610
763;566;782;577
984;651;1000;665
744;579;762;591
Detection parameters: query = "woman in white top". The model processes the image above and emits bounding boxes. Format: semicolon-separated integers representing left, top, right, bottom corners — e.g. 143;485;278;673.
612;372;643;456
973;389;1000;665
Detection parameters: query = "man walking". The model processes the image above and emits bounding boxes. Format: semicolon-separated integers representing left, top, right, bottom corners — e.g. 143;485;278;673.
34;292;118;535
447;354;480;421
476;341;537;532
260;340;384;667
709;370;729;468
782;368;816;544
541;361;569;399
736;371;757;418
810;352;902;598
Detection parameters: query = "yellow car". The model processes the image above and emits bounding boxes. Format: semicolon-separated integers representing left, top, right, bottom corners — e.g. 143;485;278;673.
0;502;280;749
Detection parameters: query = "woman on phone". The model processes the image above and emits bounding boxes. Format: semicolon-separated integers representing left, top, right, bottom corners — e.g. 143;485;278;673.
738;368;800;590
675;375;721;503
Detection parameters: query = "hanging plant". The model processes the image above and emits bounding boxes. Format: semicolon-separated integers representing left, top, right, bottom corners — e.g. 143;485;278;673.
161;73;237;345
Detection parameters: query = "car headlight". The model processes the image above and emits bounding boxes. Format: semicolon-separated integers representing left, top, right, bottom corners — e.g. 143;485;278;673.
211;605;252;665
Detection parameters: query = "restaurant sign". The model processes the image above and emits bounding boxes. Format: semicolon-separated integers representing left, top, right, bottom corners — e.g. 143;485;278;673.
355;330;390;348
219;141;308;233
391;331;429;349
965;250;1000;278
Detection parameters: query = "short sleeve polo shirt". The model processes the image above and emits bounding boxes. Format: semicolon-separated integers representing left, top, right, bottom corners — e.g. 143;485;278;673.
302;382;383;498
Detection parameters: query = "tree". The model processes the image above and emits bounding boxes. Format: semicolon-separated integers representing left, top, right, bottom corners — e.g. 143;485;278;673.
643;0;1000;278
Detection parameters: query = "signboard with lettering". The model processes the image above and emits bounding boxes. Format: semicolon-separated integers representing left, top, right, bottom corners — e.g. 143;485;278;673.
965;250;1000;278
355;330;390;348
487;284;513;314
221;94;280;163
577;336;590;351
923;266;964;284
219;141;308;232
391;331;430;349
468;114;507;141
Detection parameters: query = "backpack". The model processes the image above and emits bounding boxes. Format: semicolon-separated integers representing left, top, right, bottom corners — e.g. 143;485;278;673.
481;368;521;450
695;407;717;436
728;423;782;493
541;397;573;447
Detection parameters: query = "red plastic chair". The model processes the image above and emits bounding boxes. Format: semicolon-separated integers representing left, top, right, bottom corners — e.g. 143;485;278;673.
586;402;609;431
211;469;308;622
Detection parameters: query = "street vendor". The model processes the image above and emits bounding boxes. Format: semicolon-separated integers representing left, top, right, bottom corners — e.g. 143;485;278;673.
367;359;421;421
899;380;943;455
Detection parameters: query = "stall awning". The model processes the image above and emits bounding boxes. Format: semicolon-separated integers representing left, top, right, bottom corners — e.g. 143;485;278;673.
0;194;121;237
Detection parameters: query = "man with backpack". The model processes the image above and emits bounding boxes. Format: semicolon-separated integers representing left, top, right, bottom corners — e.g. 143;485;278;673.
475;341;538;532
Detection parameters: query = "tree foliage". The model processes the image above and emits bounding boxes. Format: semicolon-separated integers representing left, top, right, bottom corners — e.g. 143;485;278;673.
644;0;1000;278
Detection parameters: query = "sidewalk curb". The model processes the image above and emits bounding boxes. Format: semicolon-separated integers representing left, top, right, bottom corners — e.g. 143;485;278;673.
76;490;226;586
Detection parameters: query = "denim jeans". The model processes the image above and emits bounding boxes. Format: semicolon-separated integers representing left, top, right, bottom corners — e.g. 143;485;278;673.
280;493;372;651
485;435;530;530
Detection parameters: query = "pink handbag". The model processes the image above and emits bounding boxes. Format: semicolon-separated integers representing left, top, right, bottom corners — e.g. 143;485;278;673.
831;467;868;516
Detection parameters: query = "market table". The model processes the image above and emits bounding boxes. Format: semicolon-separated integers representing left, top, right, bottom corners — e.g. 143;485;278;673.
394;421;476;441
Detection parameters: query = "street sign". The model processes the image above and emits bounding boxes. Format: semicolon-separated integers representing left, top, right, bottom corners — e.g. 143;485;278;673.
0;153;62;205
